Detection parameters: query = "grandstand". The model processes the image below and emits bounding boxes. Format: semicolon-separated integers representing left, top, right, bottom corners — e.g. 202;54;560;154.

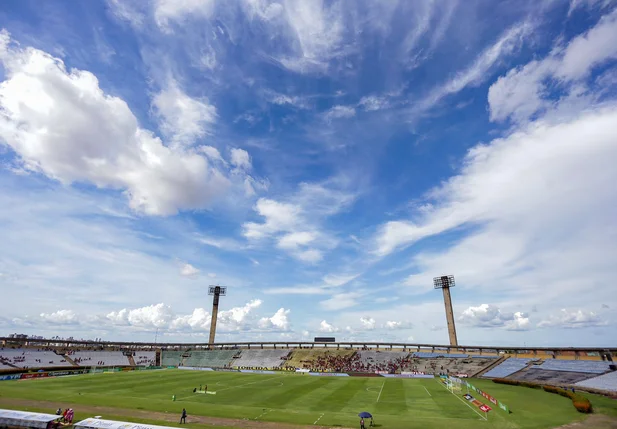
576;370;617;392
134;351;156;366
283;349;355;370
509;368;595;384
0;349;69;368
1;337;616;394
183;350;238;368
537;359;612;373
160;350;184;367
232;349;290;368
69;351;130;367
405;356;498;376
482;358;535;378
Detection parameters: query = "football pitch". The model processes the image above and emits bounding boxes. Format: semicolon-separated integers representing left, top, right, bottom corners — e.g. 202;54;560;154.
0;369;615;429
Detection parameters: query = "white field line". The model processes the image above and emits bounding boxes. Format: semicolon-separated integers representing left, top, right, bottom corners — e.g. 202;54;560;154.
423;386;432;397
313;413;324;425
254;409;270;420
376;380;386;402
216;375;281;392
435;379;487;421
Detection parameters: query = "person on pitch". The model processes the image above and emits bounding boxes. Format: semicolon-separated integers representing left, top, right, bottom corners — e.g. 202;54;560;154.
180;408;187;424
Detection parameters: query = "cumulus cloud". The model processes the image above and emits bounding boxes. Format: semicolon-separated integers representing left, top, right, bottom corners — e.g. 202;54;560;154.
489;9;617;123
458;304;531;331
39;310;78;325
538;309;608;329
89;300;277;334
242;180;354;262
107;303;175;328
259;308;291;331
319;320;339;333
180;263;200;278
0;30;256;216
384;320;413;330
360;316;376;330
230;148;252;171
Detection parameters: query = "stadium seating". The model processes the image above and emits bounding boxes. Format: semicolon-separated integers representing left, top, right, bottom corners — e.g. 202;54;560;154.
161;350;184;367
575;370;617;392
284;349;355;370
482;358;533;378
509;368;595;384
133;351;156;366
232;349;290;368
69;351;130;367
0;349;70;368
404;357;495;376
411;352;470;358
358;351;410;366
538;359;611;374
183;350;238;368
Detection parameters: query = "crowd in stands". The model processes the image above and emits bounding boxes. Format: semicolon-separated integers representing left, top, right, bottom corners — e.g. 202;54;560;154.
295;352;413;374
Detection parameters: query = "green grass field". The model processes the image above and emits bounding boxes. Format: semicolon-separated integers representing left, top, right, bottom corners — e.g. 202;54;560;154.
0;369;615;429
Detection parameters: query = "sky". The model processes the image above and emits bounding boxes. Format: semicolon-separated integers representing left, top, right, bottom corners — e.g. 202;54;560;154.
0;0;616;347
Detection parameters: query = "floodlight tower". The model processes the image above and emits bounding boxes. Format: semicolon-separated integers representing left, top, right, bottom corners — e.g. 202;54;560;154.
208;285;227;347
433;275;458;347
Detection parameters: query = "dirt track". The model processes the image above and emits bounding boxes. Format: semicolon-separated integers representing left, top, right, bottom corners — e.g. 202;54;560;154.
0;397;349;429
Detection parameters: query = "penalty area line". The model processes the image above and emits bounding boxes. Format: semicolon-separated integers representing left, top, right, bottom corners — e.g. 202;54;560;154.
313;413;324;425
435;380;487;421
423;386;432;397
254;409;270;420
376;380;386;403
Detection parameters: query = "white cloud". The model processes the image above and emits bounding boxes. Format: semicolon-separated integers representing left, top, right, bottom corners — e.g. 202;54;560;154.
39;310;78;325
489;9;617;123
242;180;354;262
277;231;316;250
152;79;217;147
538;309;608;329
322;273;359;287
375;103;617;285
0;31;255;216
318;320;339;333
180;263;200;278
416;20;532;114
107;303;175;329
358;96;389;112
278;0;347;73
259;308;291;331
458;304;531;331
320;292;362;311
384;320;413;330
359;316;375;330
325;104;356;118
154;0;215;30
207;272;217;278
323;105;356;121
230;148;252;171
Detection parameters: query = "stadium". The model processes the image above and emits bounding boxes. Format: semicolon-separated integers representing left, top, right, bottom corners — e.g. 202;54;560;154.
1;279;616;429
2;2;617;429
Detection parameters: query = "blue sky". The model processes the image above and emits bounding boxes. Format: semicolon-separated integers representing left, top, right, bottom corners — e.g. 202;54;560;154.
1;0;616;346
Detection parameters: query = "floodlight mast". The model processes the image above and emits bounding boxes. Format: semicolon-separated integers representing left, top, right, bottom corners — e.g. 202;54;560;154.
208;285;227;347
433;275;458;347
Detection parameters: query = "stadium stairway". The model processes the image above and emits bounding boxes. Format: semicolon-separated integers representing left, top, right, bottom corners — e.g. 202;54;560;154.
127;355;136;366
62;355;78;367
